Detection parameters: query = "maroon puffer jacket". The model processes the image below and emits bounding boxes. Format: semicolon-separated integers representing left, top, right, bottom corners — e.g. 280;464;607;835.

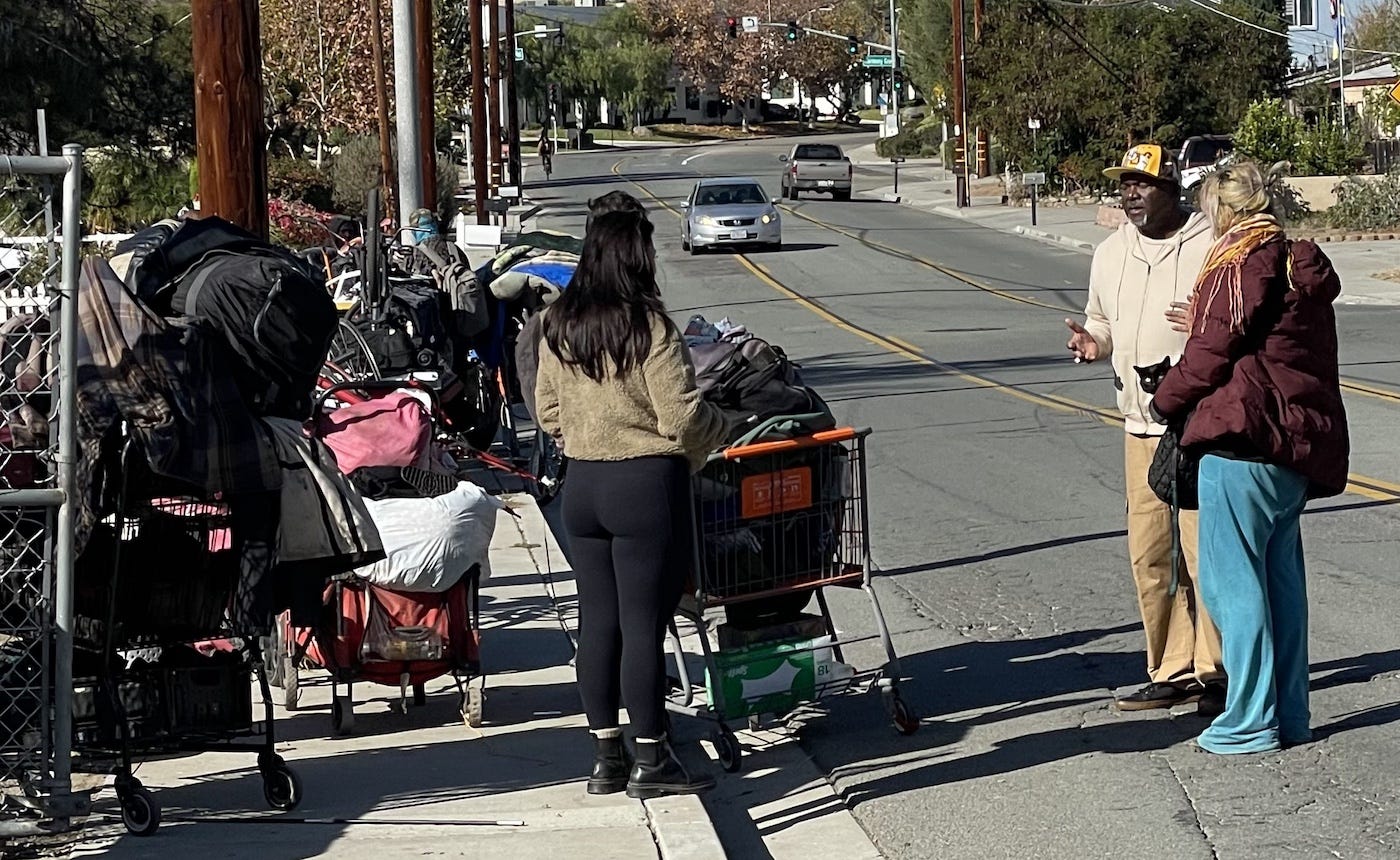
1151;237;1350;497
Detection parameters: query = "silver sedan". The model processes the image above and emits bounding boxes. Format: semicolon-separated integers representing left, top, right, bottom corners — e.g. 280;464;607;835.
679;178;782;255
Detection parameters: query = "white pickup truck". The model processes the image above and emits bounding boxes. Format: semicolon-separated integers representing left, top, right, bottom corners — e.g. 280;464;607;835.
779;143;853;201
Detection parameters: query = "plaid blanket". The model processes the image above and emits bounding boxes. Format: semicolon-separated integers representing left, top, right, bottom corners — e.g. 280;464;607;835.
75;258;281;552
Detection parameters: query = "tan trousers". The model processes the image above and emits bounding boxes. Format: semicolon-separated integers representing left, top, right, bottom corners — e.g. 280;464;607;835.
1125;434;1224;687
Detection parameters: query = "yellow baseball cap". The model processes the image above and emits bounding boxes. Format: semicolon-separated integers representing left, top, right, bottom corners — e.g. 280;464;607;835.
1103;144;1179;183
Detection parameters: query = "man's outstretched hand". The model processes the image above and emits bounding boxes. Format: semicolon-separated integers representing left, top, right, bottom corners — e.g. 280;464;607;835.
1065;319;1099;363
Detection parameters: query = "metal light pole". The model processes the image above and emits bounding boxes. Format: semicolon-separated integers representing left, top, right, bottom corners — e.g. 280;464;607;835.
468;0;489;223
504;0;522;189
889;0;900;131
391;0;423;227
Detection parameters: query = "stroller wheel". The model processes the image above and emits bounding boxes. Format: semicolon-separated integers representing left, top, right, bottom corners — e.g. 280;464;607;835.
332;696;355;735
461;686;484;729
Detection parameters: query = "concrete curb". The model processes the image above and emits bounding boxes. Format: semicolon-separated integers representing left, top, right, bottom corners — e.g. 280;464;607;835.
645;796;728;860
1013;224;1096;253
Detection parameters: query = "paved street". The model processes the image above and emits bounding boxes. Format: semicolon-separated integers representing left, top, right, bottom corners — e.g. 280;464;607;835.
530;132;1400;859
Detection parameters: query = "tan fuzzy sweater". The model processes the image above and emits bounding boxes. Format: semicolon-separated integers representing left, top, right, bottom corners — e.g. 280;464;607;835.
534;313;730;473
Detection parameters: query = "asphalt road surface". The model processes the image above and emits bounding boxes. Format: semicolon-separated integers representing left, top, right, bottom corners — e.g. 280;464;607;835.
526;132;1400;860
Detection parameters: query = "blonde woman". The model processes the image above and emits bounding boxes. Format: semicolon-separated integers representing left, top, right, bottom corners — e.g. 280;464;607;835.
1148;162;1349;754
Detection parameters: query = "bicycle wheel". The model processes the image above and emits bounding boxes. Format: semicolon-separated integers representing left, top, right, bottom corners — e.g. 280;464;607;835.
325;318;380;381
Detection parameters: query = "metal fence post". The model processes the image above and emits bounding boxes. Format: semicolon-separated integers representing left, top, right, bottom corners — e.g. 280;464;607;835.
50;143;82;796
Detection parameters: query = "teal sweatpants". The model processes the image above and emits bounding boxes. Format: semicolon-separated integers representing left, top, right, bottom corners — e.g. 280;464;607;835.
1195;454;1311;755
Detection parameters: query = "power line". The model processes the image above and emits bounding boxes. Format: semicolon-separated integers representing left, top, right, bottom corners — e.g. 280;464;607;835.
1184;0;1398;57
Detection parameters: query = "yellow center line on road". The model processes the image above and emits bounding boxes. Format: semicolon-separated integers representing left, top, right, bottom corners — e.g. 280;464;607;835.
780;203;1400;410
608;159;1400;503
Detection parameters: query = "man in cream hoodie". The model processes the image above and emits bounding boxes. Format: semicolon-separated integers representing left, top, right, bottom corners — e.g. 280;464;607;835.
1066;144;1226;714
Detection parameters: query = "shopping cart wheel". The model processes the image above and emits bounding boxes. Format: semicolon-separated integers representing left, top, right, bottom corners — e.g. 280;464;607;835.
261;760;303;811
118;784;161;837
462;686;484;729
283;659;301;711
332;696;355;735
883;690;920;736
713;727;743;774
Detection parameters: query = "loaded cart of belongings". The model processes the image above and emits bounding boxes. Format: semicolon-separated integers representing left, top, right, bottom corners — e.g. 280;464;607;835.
666;319;918;774
482;231;581;501
320;196;502;455
266;379;502;735
69;219;366;835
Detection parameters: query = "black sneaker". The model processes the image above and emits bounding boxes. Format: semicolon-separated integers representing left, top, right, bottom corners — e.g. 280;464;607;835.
1115;682;1202;712
1196;683;1227;719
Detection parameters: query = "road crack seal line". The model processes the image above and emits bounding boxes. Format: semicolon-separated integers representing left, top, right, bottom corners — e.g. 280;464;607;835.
606;162;1400;505
1157;753;1222;860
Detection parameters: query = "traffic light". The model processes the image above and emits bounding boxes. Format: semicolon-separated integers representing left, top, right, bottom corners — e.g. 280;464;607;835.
847;34;859;55
892;72;903;92
726;16;738;38
547;82;558;103
785;20;799;41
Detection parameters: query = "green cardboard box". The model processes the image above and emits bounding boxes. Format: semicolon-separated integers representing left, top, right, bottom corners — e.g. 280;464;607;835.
706;634;845;720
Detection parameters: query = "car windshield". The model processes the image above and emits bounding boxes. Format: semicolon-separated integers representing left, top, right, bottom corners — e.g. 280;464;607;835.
1182;139;1233;167
795;145;842;160
694;183;767;207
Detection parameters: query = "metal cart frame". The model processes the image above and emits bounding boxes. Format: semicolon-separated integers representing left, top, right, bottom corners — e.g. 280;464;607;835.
666;426;918;773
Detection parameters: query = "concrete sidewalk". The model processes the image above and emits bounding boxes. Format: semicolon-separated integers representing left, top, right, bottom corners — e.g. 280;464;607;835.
67;493;722;860
867;170;1400;306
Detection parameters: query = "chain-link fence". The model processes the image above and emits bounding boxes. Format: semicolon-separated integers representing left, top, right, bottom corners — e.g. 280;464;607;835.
0;147;83;836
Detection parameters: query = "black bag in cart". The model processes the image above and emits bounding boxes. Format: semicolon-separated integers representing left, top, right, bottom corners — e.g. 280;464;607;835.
170;248;337;419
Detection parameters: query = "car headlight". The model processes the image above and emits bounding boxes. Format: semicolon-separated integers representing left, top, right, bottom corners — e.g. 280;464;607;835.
698;215;716;226
761;212;776;224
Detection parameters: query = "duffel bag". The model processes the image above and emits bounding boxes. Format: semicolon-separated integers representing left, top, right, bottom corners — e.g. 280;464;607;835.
170;248;337;420
691;337;833;436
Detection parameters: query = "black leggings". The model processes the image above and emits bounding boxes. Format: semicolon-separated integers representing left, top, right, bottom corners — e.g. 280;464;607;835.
563;456;690;738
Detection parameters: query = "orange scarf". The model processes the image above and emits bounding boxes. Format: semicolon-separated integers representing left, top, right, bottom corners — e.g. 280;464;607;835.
1189;214;1284;335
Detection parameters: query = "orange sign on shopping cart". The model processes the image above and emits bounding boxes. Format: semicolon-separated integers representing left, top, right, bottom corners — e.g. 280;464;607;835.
741;468;813;518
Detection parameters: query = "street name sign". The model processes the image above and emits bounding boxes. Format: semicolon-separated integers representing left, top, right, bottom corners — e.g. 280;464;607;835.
1023;172;1047;185
863;54;893;68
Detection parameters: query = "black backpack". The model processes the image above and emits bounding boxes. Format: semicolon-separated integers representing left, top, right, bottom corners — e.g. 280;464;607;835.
169;248;337;420
691;337;833;438
123;217;337;420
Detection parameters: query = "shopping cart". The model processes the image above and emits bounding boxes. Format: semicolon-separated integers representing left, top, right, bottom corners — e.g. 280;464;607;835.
667;424;917;773
73;437;300;836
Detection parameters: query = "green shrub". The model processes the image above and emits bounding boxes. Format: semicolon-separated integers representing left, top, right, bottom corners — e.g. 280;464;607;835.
84;149;191;232
1326;171;1400;231
331;136;393;216
269;158;335;211
1296;121;1364;176
1235;98;1303;167
875;122;942;158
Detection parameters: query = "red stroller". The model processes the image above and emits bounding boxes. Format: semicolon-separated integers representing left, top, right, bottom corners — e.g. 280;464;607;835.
265;379;488;734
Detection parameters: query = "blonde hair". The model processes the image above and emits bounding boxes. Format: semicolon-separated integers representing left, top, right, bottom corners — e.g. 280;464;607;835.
1198;160;1289;235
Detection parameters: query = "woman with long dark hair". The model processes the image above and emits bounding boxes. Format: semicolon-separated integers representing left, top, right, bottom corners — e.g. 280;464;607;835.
535;208;729;798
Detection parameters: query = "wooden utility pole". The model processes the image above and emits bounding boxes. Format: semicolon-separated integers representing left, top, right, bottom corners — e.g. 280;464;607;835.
415;0;437;213
951;0;969;207
504;0;522;189
973;0;988;179
368;0;395;217
191;0;268;239
488;0;503;190
468;0;489;223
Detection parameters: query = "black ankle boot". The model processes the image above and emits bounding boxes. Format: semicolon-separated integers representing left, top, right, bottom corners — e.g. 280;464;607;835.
625;736;715;799
588;734;632;795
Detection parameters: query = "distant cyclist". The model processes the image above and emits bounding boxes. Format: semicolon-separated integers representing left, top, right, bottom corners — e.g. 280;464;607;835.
538;134;554;179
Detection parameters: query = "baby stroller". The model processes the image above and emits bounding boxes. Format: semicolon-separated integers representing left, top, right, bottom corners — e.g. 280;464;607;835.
265;379;495;734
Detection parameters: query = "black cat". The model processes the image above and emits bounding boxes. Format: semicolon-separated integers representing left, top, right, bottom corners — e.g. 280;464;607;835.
1134;356;1173;395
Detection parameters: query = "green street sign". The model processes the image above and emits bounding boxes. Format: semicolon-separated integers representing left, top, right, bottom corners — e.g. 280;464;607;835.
863;54;893;68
